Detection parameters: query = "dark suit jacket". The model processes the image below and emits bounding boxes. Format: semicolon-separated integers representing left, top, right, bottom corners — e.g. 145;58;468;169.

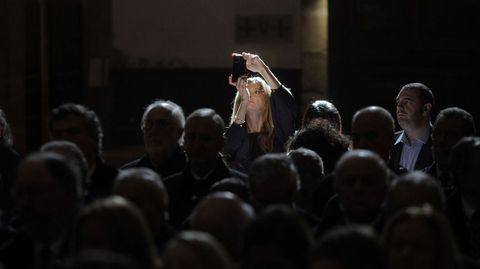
315;195;385;239
0;146;21;216
391;129;434;172
0;229;71;269
163;155;246;228
446;190;480;260
121;145;187;178
87;157;118;201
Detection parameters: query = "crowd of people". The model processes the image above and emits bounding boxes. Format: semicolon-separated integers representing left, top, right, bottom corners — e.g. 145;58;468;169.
0;52;479;269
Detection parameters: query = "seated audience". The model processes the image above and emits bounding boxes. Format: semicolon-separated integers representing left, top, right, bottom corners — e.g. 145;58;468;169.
287;147;325;217
382;205;463;269
73;196;160;269
113;167;175;253
189;192;255;263
162;230;232;269
248;153;319;229
447;136;480;260
242;205;313;269
163;108;246;228
426;107;476;194
121;99;186;178
40;140;89;201
0;152;83;269
301;100;342;133
48;103;118;200
318;150;389;236
0;109;21;220
311;225;387;269
287;119;349;175
386;171;445;216
351;106;397;172
209;177;250;203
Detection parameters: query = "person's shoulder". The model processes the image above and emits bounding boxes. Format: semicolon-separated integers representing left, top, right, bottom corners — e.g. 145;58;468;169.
95;158;118;174
422;162;437;176
163;170;184;181
120;155;148;170
462;255;480;269
162;171;187;190
0;146;21;163
227;167;247;180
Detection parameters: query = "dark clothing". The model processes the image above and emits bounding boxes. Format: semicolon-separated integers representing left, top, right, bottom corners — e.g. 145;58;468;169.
86;157;118;201
223;85;297;173
121;145;187;178
296;207;321;232
446;190;480;260
424;161;455;197
316;195;385;239
310;173;335;219
0;146;21;218
154;223;177;254
163;154;247;228
391;129;434;172
0;230;71;269
0;231;35;269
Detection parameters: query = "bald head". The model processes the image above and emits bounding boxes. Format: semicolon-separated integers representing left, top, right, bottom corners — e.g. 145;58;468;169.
114;167;168;236
352;106;395;162
334;150;389;222
248;153;300;211
190;192;254;261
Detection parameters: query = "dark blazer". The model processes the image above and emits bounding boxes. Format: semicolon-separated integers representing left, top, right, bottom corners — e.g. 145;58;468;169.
0;229;72;269
446;190;480;260
315;195;385;239
163;154;246;228
87;157;118;201
121;145;187;178
391;129;434;172
0;146;21;215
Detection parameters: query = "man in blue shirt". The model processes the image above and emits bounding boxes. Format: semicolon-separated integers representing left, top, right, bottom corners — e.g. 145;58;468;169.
391;82;435;173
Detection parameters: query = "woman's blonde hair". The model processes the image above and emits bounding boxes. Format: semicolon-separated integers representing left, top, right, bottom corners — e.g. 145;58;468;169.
230;76;274;152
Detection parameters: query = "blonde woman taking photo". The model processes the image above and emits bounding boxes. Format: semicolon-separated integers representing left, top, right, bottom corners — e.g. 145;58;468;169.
222;52;297;173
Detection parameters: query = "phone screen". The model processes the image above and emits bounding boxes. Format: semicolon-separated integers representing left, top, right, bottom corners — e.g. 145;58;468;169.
232;54;246;83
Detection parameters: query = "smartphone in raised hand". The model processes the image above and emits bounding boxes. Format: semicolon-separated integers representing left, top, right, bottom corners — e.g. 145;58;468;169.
232;53;246;83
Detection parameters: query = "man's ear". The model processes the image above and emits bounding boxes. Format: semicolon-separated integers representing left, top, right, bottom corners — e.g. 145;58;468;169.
423;103;432;115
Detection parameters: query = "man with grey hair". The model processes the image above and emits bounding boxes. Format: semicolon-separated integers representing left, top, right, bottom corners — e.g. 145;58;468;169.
122;99;187;178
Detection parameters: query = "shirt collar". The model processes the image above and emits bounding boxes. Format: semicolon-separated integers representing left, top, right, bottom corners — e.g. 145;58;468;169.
190;162;217;181
394;127;431;146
